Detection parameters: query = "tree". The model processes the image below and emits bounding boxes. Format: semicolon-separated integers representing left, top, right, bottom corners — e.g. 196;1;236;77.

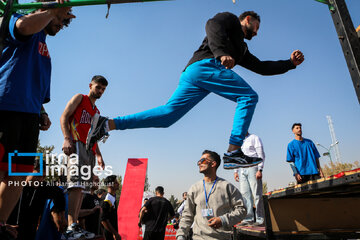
37;140;60;182
144;174;150;192
322;161;360;177
37;140;55;156
262;181;268;194
115;175;123;203
168;194;179;210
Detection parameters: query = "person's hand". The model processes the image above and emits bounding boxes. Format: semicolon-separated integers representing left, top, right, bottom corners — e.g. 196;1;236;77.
97;155;105;170
220;55;235;69
295;173;302;183
40;113;51;131
51;211;67;233
234;172;239;182
113;233;121;240
50;7;76;24
208;217;222;229
92;205;101;213
56;0;69;4
319;169;324;178
256;170;262;179
290;50;304;66
4;224;18;239
62;137;74;156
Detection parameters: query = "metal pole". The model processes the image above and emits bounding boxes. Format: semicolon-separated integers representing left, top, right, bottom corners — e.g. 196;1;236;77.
316;143;334;164
328;0;360;104
0;0;14;55
0;0;169;57
9;0;169;11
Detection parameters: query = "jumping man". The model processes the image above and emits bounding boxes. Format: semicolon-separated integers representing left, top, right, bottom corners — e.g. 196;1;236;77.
86;11;304;169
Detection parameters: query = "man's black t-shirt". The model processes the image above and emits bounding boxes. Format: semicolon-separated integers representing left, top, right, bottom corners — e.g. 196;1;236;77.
144;196;175;232
80;193;101;234
101;193;118;240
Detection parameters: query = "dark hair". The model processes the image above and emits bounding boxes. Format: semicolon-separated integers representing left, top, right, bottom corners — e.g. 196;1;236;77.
95;189;106;195
292;123;302;130
202;150;221;169
182;192;187;197
92;75;108;86
104;175;117;185
35;0;73;27
155;186;164;195
239;11;261;23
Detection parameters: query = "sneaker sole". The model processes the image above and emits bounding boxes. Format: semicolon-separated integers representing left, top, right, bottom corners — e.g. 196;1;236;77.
223;155;263;162
86;114;100;150
84;234;96;239
238;221;254;227
62;235;86;240
223;156;263;163
223;160;262;169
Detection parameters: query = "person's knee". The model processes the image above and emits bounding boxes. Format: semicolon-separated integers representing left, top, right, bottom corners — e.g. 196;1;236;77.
157;105;182;128
235;91;258;104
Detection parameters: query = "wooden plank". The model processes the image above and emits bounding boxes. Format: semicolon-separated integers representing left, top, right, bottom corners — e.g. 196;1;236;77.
268;197;360;232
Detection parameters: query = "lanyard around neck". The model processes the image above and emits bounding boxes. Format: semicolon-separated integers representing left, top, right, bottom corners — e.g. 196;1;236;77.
203;177;217;208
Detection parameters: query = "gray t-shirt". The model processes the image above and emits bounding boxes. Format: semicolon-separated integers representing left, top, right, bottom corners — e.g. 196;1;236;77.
176;177;246;240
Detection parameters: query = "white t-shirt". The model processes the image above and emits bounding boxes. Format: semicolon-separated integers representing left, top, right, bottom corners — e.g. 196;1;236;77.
234;134;265;172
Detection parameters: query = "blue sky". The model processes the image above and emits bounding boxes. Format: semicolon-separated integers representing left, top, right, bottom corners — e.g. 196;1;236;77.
37;0;360;198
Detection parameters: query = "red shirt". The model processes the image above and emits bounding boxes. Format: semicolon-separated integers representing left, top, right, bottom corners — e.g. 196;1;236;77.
69;95;99;152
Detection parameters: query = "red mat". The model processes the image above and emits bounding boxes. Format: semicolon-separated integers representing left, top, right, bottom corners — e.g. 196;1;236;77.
118;158;148;240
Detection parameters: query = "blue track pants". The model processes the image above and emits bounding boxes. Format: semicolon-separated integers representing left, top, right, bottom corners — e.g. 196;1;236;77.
114;58;258;146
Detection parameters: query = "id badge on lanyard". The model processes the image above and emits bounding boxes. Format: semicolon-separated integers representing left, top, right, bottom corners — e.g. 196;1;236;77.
201;177;217;218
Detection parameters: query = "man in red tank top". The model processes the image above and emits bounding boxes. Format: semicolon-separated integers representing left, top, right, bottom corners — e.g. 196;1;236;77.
60;75;108;239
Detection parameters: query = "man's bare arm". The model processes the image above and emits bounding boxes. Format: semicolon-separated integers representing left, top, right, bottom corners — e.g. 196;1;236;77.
101;219;120;239
316;158;324;177
60;94;82;155
95;145;105;169
138;206;147;227
16;8;75;36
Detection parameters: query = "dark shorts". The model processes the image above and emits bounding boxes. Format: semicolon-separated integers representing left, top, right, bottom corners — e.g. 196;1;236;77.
0;111;39;173
144;230;166;240
298;174;321;184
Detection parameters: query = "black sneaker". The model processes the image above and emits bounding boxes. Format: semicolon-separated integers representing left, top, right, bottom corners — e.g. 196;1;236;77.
223;148;262;169
0;225;16;240
86;113;109;150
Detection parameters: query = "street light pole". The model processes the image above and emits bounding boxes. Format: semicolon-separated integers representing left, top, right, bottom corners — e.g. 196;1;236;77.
316;142;339;165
